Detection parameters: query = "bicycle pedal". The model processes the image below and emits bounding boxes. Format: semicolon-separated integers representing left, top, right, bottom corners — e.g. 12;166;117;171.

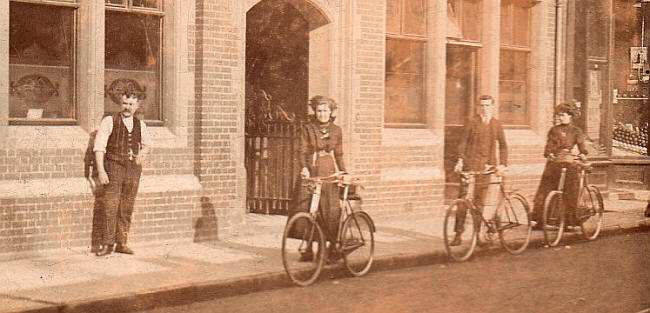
484;232;497;241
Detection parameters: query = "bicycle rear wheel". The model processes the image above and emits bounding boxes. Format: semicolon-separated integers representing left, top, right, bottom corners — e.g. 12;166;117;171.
282;213;326;286
443;200;477;262
578;185;604;241
496;193;532;255
542;191;565;247
341;211;375;277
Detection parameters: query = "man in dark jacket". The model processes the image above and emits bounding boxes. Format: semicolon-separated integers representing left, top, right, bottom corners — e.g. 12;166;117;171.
450;95;508;246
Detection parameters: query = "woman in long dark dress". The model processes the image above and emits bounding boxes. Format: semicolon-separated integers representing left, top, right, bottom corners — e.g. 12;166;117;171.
292;95;346;261
532;102;588;227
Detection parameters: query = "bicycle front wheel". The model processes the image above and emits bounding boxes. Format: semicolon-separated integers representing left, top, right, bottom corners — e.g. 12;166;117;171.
496;193;532;255
578;185;604;241
341;211;375;277
542;191;565;247
443;200;477;262
282;213;326;287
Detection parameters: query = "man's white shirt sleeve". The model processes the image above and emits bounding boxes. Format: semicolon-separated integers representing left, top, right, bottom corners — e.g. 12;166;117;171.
140;120;151;151
93;116;114;153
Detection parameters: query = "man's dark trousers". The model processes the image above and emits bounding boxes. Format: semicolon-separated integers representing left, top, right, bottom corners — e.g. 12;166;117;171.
91;178;105;248
102;158;142;246
454;173;490;233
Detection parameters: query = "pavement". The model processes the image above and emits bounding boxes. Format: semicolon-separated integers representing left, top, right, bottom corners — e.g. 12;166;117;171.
1;199;649;313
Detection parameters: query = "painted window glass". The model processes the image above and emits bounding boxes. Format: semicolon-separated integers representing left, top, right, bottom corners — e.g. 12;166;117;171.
9;1;75;122
105;6;162;121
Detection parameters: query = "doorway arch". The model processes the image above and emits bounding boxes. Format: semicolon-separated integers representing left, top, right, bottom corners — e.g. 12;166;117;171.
244;0;333;214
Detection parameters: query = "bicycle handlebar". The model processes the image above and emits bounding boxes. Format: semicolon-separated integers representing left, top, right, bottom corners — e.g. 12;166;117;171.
458;167;498;178
547;153;592;169
302;172;356;185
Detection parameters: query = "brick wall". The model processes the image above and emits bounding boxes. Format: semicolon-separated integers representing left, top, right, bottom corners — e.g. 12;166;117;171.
349;0;447;218
350;0;387;211
0;191;201;253
193;0;244;235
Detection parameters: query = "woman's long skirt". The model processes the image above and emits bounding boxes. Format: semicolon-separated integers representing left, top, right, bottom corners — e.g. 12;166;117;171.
290;154;341;242
532;161;581;226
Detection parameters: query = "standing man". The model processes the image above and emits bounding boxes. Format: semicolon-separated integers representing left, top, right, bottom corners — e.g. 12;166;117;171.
450;95;508;246
94;92;150;256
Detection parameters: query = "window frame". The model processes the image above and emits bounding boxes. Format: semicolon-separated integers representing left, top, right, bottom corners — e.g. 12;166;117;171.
104;0;165;125
105;0;163;13
498;0;533;127
445;42;481;127
385;0;428;128
446;0;483;43
8;0;80;126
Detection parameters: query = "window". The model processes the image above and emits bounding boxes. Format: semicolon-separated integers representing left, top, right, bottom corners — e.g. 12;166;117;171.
446;46;479;125
447;0;482;42
499;0;533;126
9;1;78;124
385;0;427;126
105;0;163;123
446;0;482;125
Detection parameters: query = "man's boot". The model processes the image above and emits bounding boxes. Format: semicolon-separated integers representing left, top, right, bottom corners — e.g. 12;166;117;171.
96;244;113;256
115;244;134;255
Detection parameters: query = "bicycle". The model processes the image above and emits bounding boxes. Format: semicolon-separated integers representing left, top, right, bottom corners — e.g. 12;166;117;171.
443;168;532;262
281;172;375;286
541;155;605;247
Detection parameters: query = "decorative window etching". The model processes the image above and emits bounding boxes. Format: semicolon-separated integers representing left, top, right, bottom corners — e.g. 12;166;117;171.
9;2;75;121
105;10;162;121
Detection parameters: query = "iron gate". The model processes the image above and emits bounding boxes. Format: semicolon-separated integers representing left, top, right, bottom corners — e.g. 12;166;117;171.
245;89;301;214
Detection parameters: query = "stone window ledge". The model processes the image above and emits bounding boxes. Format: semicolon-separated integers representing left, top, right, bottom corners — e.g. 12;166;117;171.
381;128;443;147
0;174;201;199
3;125;187;150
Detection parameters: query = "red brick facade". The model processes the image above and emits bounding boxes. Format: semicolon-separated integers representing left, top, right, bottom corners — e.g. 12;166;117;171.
0;0;563;254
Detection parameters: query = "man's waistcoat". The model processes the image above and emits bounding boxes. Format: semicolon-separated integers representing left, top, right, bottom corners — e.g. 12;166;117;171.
106;113;141;162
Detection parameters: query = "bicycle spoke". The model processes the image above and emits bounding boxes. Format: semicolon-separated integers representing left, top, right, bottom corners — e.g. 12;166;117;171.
342;212;374;276
579;186;604;241
498;194;532;255
443;200;477;262
542;192;565;247
282;213;325;286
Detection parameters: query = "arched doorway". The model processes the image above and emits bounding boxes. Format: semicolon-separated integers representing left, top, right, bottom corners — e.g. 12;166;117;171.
245;0;331;214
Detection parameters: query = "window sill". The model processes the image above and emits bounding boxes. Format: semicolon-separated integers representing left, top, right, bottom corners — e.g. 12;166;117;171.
9;118;77;126
382;127;443;147
2;124;186;150
5;125;90;150
384;122;427;129
147;125;187;148
0;174;201;198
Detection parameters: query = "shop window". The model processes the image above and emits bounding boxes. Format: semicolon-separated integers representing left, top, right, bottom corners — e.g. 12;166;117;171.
105;1;163;123
447;0;482;42
9;1;77;124
499;0;532;126
385;0;427;126
446;45;479;125
611;1;648;156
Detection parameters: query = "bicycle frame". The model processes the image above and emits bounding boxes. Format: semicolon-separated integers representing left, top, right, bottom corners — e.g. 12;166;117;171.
551;161;589;217
459;171;506;232
303;175;366;248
